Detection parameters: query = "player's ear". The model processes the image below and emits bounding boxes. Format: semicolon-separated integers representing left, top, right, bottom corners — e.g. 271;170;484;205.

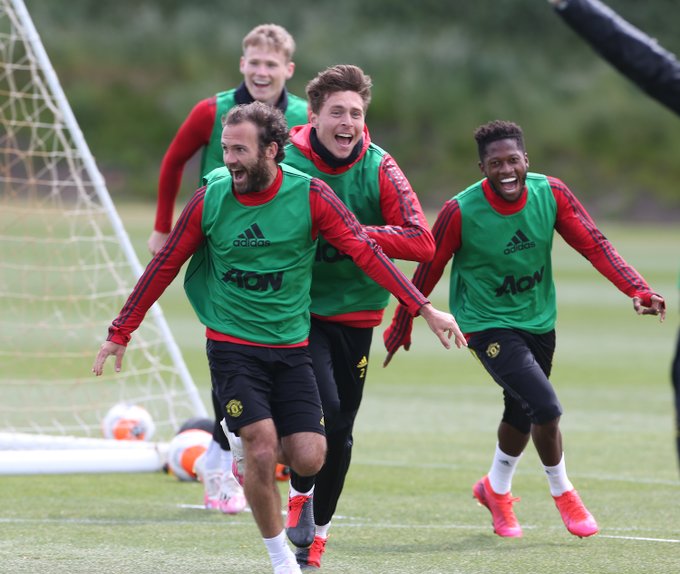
266;142;278;160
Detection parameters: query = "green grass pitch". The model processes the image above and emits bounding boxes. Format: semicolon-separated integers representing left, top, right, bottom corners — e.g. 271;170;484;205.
1;204;678;573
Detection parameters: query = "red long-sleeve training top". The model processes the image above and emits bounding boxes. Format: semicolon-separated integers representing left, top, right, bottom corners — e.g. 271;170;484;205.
109;169;429;347
410;176;655;306
154;97;216;234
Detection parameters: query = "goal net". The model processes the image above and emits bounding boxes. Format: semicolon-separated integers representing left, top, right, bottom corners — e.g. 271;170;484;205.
0;0;207;473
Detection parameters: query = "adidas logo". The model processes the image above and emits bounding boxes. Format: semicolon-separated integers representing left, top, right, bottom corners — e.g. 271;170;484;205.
356;356;368;369
504;229;535;255
233;223;271;247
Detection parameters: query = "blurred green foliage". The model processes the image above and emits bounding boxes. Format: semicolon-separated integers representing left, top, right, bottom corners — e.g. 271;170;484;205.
22;0;680;219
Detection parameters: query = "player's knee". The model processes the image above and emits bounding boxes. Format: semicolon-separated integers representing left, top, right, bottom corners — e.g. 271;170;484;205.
289;434;326;476
533;401;563;426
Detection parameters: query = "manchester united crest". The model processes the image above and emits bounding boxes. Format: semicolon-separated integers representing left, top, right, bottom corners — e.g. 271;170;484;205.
225;399;243;418
486;342;501;358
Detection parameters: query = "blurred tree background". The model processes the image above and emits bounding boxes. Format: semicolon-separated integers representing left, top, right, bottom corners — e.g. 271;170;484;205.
22;0;680;219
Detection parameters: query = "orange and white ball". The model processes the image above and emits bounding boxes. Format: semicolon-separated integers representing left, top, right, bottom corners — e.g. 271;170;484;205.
102;403;155;441
167;428;212;481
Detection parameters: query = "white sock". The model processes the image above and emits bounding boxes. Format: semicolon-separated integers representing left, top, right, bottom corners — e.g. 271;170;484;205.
289;484;314;498
488;443;522;494
263;530;295;569
219;446;234;470
315;522;330;539
221;420;244;460
203;439;222;474
543;453;574;496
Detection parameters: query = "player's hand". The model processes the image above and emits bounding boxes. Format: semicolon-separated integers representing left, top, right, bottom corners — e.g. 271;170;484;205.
92;341;127;376
147;230;169;256
383;341;410;368
418;303;467;350
633;294;666;322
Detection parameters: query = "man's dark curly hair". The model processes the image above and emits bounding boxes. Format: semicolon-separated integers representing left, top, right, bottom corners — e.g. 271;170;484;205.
473;120;525;161
223;101;289;163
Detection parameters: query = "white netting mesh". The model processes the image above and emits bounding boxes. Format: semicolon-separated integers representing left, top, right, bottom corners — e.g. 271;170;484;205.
0;0;205;447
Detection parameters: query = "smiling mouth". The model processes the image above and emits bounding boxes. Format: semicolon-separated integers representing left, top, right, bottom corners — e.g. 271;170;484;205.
335;133;353;146
500;177;518;190
229;168;246;183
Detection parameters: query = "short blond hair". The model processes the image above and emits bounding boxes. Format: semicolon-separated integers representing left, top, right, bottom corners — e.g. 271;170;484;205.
242;24;296;62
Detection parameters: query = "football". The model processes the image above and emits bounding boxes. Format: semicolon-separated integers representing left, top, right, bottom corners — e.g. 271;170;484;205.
101;402;155;441
167;428;212;481
177;416;214;434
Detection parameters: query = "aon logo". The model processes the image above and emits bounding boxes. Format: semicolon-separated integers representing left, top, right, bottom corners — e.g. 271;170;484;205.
495;266;544;296
222;268;283;291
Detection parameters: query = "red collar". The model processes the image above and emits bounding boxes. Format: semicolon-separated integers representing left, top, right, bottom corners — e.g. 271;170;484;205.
481;178;527;214
233;167;283;206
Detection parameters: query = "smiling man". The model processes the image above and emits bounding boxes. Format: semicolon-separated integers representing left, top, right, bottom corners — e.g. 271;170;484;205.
149;24;308;255
145;24;308;514
281;64;437;568
384;119;666;540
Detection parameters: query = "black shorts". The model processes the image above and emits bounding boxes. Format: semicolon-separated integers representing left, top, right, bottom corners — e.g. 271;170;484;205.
206;339;325;438
468;328;562;432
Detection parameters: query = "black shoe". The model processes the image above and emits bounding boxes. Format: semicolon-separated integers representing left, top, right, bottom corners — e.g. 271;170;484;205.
285;494;315;548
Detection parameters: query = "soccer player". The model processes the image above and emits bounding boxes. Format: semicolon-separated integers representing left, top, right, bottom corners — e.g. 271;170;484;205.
546;0;680;472
148;23;308;255
280;64;437;567
383;119;665;539
147;24;308;512
93;102;466;574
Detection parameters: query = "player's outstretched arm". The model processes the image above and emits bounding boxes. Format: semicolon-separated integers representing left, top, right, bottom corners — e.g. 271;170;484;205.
92;341;127;376
633;294;666;322
546;0;680;116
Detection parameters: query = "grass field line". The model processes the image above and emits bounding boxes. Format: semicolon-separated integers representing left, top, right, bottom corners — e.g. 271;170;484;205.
3;515;679;545
351;458;680;486
599;535;680;544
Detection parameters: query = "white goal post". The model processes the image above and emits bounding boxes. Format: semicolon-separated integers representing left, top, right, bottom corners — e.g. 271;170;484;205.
0;0;208;474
